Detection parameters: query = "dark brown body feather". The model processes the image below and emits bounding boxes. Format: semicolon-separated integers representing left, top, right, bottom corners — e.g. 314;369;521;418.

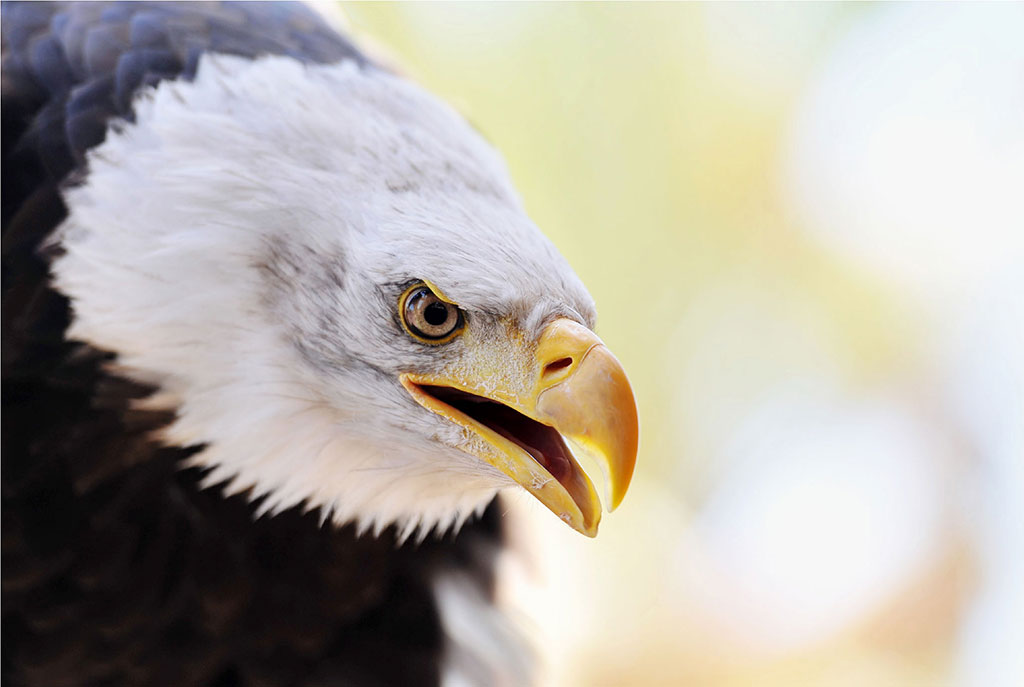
1;3;502;685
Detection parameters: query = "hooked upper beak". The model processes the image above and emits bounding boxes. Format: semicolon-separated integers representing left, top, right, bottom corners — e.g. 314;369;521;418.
400;318;638;536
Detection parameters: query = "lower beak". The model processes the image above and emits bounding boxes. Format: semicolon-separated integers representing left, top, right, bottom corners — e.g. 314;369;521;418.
400;318;638;536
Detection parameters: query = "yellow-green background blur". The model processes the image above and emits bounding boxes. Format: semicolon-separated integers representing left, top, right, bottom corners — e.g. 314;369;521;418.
339;3;1023;686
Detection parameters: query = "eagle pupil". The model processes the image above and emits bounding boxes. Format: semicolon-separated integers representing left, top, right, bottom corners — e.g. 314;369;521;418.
424;301;449;326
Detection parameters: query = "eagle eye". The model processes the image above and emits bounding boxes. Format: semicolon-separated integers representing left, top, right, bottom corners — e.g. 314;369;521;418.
400;283;464;344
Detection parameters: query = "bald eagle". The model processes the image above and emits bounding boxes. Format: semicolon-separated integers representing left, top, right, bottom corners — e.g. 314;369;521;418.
2;2;638;685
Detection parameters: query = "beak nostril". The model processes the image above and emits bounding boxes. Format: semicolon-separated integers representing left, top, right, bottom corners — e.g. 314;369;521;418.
542;357;573;378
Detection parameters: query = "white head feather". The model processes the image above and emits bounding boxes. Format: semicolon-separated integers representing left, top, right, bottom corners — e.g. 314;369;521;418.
51;54;596;540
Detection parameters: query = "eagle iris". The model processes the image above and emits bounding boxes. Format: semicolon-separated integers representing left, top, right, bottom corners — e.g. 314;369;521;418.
401;284;464;343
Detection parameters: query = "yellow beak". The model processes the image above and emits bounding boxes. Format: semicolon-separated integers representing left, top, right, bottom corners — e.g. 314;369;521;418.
400;318;638;536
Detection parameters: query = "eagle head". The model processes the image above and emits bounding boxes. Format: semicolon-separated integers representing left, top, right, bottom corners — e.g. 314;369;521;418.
52;54;638;541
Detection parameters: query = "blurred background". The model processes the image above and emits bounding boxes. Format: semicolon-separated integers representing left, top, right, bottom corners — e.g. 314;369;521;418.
338;3;1023;686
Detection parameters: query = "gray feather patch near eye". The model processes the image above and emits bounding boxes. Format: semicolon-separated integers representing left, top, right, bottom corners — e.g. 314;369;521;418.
255;237;359;373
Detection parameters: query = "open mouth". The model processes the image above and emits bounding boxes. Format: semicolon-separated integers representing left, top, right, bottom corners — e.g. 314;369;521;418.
418;385;574;486
400;371;604;535
397;318;637;537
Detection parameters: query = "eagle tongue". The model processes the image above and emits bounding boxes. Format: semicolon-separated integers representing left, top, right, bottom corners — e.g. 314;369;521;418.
493;423;573;483
419;386;574;484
